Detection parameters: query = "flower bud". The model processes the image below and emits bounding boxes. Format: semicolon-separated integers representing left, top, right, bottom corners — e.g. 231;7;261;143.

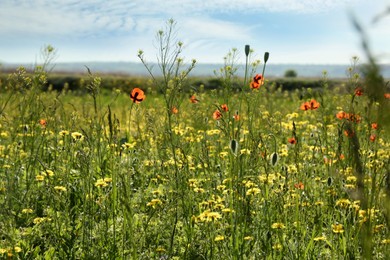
245;45;250;57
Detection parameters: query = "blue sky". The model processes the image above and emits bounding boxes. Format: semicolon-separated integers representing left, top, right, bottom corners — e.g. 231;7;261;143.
0;0;389;65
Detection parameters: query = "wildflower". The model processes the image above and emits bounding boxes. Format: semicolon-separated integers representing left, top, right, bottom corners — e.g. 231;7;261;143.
54;186;67;192
233;110;240;121
344;129;354;137
370;134;376;142
300;99;320;111
244;236;254;241
272;243;283;250
294;182;304;190
246;188;260;196
190;94;199;103
214;235;225;242
130;88;145;103
39;119;47;127
59;130;69;136
371;123;378;130
35;175;45;181
354;87;363;96
147;198;162;208
171;106;179;114
71;132;84;141
313;236;327;241
22;208;34;214
336;198;351;208
250;74;264;89
336;111;346;120
384;93;390;99
213;109;222;120
381;239;390;244
288;137;297;145
95;179;108;188
345;113;361;123
271;222;286;229
221;104;228;112
332;223;344;233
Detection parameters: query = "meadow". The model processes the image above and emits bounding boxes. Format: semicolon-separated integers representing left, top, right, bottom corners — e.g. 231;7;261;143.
1;20;390;259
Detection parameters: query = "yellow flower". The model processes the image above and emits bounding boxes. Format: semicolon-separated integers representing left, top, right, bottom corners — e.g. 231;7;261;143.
271;223;286;229
95;179;108;187
313;236;327;241
335;199;351;208
381;239;390;244
22;208;33;214
54;186;67;192
35;175;45;181
244;236;254;241
147;198;162;208
246;188;260;196
71;132;84;141
332;223;344;233
214;235;225;242
59;130;69;136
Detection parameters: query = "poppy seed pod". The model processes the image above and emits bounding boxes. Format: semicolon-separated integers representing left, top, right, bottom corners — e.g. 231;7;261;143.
270;152;279;167
230;139;238;155
245;45;250;57
264;52;270;63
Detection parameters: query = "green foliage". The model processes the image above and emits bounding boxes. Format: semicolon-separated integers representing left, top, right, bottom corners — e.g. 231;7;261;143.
284;69;298;78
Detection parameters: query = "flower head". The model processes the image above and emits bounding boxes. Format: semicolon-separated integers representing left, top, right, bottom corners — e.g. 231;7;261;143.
190;94;199;103
250;74;264;89
130;88;145;103
354;87;363;96
213;109;222;120
288;137;297;145
221;104;228;112
300;99;320;111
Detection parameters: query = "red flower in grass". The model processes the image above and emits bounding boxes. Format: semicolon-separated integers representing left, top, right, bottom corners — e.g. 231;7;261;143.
171;106;179;114
354;87;363;96
344;129;354;137
294;182;304;190
336;111;346;120
221;104;229;112
250;74;264;89
213;109;222;120
371;123;378;130
385;93;390;99
190;94;199;103
130;88;145;103
288;137;297;145
39;119;47;127
370;134;376;142
300;99;320;111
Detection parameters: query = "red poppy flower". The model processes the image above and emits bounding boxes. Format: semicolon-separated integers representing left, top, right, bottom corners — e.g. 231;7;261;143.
190;94;199;103
354;87;363;96
300;99;320;111
130;88;145;103
371;123;378;130
344;129;354;137
250;74;264;89
370;134;376;142
288;137;297;145
336;111;346;120
171;106;178;114
221;104;228;112
39;119;47;127
309;99;320;110
345;113;361;123
213;109;222;120
294;182;304;190
384;93;390;99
